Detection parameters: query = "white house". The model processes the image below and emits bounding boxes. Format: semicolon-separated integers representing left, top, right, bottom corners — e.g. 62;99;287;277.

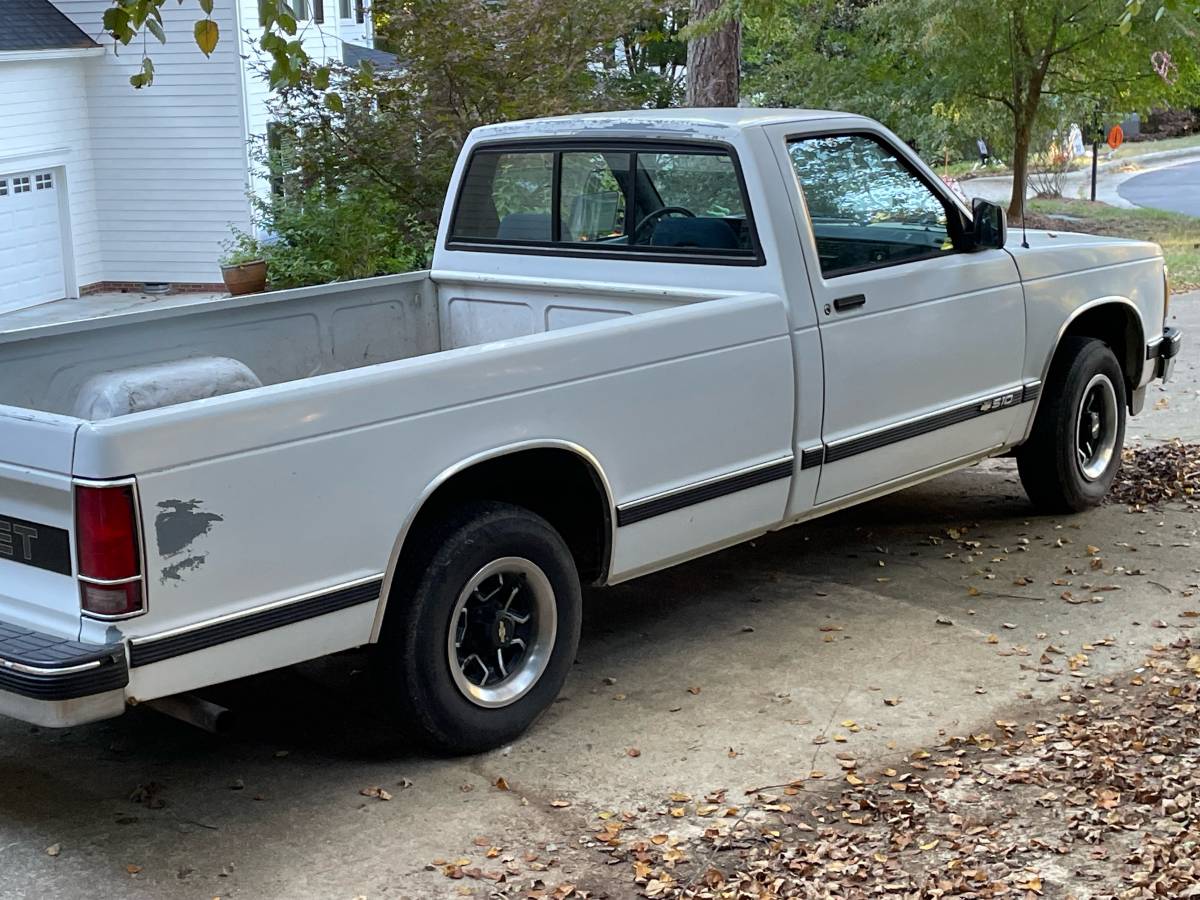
0;0;378;313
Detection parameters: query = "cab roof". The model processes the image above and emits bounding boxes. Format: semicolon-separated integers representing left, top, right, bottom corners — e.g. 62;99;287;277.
468;108;866;143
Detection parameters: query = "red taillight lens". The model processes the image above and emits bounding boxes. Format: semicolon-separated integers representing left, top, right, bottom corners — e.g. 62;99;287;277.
75;483;144;617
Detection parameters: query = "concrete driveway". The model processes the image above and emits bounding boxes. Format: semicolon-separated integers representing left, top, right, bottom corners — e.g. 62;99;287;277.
1;300;1196;899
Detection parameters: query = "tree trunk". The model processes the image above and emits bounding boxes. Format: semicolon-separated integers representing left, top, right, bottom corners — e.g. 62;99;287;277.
686;0;740;107
1008;115;1031;223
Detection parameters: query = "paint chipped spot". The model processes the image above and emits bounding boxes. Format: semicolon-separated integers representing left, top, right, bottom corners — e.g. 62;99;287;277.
160;554;207;584
155;500;222;582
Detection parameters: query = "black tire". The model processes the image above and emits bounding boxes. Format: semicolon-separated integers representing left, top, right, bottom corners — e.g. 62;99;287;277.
375;501;582;755
1017;337;1126;513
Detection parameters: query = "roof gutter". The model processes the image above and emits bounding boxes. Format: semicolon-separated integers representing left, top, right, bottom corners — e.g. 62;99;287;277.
0;47;104;63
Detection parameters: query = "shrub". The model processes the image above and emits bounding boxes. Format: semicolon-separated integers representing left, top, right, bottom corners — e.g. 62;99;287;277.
238;186;434;291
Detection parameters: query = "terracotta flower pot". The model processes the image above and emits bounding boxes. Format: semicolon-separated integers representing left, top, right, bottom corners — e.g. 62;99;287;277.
221;259;268;296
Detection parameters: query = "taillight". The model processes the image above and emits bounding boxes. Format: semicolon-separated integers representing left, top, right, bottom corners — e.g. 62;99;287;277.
74;481;145;618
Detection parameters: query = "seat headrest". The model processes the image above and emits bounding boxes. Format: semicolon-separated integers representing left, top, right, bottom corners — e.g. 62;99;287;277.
650;217;739;249
497;212;552;242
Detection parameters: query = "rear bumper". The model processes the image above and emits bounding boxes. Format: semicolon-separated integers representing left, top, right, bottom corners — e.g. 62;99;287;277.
0;621;127;727
1149;327;1183;381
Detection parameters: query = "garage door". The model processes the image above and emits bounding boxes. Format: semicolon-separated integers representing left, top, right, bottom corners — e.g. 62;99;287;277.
0;170;67;314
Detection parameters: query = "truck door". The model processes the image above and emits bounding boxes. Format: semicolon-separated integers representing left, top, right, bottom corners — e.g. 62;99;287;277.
771;128;1027;505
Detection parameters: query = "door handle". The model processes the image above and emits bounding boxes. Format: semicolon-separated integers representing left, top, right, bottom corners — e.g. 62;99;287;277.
833;294;866;312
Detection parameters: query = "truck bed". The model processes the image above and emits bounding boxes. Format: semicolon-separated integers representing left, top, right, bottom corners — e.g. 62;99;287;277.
0;270;718;421
0;273;441;418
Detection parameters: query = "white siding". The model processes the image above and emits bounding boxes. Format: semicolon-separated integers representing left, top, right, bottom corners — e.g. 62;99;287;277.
237;0;373;210
57;0;252;284
0;57;101;291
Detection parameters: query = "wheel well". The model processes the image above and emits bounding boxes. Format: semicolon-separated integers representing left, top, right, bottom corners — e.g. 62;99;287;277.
1058;303;1144;404
399;448;612;587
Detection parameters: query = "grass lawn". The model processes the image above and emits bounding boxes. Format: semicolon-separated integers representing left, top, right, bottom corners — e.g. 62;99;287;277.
1027;198;1200;292
938;132;1200;181
1108;132;1200;161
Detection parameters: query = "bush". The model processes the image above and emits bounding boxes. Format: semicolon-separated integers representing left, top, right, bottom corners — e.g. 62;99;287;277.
1137;107;1200;140
239;186;433;291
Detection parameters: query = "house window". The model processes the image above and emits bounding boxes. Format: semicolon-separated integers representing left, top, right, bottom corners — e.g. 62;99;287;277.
294;0;309;18
266;122;302;200
12;176;31;194
339;0;351;17
0;180;7;197
355;0;364;24
313;0;323;23
35;173;53;190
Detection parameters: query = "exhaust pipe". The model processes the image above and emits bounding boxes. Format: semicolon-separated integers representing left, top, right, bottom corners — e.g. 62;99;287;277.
144;694;235;734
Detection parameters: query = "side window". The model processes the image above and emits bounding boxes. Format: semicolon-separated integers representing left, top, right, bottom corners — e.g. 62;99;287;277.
788;134;955;278
449;144;759;262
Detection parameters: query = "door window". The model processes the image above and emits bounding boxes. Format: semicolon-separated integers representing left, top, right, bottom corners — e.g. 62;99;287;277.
788;134;955;277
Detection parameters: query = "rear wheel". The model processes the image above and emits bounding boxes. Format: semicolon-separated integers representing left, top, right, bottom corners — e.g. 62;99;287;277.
376;501;582;754
1017;337;1126;512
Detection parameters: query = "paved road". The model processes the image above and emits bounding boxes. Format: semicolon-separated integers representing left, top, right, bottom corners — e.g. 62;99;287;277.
962;148;1200;211
1118;159;1200;216
1;300;1196;899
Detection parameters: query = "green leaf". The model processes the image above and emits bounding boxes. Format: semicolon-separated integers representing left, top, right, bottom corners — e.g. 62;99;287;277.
324;92;344;114
258;0;278;28
312;66;331;90
194;18;219;55
198;0;215;13
269;59;291;88
102;6;135;43
278;12;298;34
147;18;166;43
129;55;155;89
1155;4;1166;18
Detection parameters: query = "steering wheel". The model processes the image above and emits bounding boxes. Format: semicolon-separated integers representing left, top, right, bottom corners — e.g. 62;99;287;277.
633;205;695;238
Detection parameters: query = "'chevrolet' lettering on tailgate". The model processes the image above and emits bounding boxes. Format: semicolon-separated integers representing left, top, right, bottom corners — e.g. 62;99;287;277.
0;520;38;561
0;513;72;575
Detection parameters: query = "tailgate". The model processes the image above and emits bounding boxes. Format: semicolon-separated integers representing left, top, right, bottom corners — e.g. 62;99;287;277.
0;406;82;637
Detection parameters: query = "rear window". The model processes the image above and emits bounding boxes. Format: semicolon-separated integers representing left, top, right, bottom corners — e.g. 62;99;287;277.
449;143;761;263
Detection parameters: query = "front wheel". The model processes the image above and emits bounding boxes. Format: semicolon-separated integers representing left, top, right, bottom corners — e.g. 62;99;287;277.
1017;337;1126;512
375;501;582;755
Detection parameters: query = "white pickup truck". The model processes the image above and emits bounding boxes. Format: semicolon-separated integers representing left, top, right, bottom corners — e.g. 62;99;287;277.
0;109;1182;753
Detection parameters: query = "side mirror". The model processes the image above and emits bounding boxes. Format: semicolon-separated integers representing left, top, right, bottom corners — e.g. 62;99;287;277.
969;198;1007;250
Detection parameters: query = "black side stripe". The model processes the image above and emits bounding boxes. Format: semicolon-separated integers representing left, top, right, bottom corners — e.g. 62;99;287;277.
129;578;383;667
800;446;824;470
616;459;793;527
822;383;1040;466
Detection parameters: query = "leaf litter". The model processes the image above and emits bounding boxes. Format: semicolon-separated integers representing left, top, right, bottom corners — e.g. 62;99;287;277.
569;638;1200;899
1109;441;1200;510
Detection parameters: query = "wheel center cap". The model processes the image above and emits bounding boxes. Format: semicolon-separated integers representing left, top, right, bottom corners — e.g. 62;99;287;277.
491;615;511;649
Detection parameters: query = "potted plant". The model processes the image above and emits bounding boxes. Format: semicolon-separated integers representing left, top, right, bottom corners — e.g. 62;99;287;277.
219;233;268;296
